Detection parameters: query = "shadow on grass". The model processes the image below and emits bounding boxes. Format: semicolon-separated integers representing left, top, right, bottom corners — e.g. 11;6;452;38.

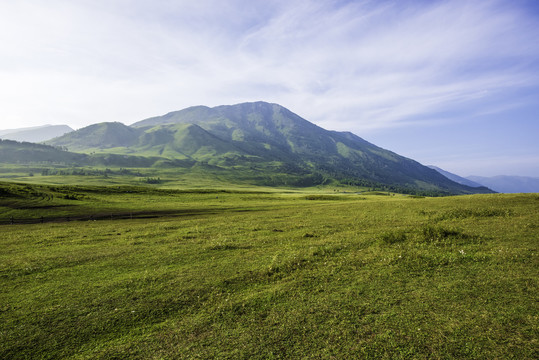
0;207;266;225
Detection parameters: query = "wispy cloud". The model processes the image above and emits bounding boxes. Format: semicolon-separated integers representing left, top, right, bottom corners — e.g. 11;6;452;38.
0;0;538;135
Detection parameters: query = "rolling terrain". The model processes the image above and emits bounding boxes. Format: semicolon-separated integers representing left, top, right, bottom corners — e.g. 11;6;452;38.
42;102;492;195
0;182;536;359
0;104;534;359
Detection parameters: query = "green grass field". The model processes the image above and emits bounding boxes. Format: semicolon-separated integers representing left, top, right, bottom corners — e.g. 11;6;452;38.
1;182;538;359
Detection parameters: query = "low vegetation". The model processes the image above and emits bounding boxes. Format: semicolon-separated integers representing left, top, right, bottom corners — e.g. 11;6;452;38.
1;181;537;359
2;101;496;195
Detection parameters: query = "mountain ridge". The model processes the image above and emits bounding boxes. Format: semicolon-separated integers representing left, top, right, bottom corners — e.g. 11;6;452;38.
428;165;485;188
0;124;73;143
42;101;493;194
46;122;141;151
466;175;539;193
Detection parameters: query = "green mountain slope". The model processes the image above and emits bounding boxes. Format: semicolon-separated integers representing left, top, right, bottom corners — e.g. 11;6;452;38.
136;123;244;162
132;102;341;159
132;102;490;194
46;122;141;151
0;139;88;164
44;102;493;194
0;139;173;168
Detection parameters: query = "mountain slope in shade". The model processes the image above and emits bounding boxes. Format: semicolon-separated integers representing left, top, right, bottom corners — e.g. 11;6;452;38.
0;125;73;143
45;101;494;194
0;139;87;164
428;165;486;188
0;139;184;168
467;175;539;193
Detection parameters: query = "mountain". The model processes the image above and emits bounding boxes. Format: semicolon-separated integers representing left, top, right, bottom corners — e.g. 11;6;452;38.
0;125;73;143
466;175;539;193
45;122;141;151
44;101;493;194
428;165;486;188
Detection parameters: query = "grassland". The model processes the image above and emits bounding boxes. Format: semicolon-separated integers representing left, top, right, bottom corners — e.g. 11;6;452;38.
1;182;537;359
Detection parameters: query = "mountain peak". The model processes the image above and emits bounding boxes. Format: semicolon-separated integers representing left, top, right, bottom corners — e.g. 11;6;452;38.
132;101;289;129
44;122;141;150
44;102;494;194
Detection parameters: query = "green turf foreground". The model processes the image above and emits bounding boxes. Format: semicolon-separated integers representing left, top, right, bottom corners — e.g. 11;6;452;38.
1;188;538;359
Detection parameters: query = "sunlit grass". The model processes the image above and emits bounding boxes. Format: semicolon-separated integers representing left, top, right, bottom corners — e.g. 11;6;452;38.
1;186;537;359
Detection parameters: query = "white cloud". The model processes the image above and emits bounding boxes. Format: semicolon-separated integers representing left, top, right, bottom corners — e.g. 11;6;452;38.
0;0;538;135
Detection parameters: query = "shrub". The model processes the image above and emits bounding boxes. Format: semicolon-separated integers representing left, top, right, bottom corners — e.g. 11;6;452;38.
380;230;407;244
420;224;467;244
436;208;513;220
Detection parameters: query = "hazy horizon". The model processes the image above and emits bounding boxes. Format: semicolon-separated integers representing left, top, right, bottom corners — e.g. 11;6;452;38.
1;0;538;177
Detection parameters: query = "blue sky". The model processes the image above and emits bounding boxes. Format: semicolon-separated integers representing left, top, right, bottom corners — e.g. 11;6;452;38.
1;0;538;177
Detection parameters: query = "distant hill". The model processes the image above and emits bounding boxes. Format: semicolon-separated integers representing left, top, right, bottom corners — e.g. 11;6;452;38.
467;175;539;193
44;101;493;195
428;166;486;188
0;125;73;143
0;139;87;164
44;122;141;151
0;139;178;168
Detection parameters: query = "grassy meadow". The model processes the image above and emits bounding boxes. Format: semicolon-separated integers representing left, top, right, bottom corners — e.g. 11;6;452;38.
1;181;538;359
